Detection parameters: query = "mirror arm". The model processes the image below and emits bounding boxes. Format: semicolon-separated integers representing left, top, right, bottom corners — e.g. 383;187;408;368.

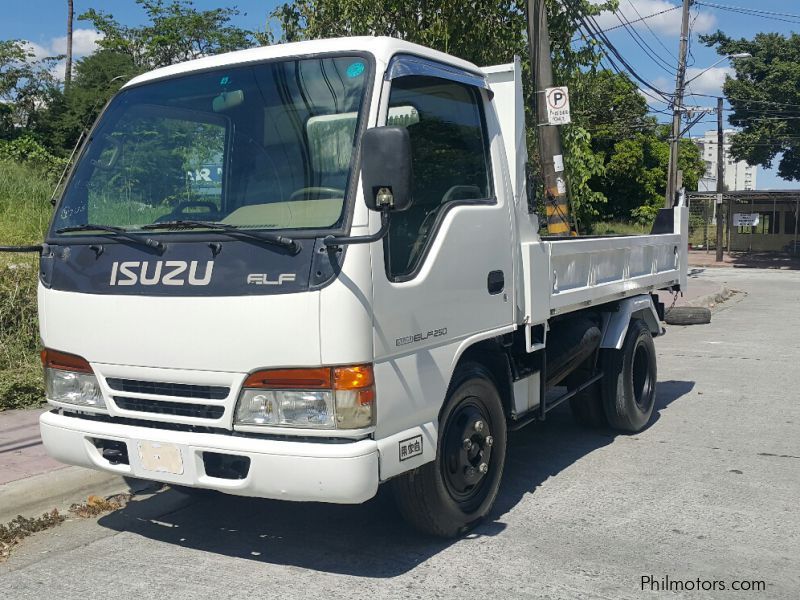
323;209;390;248
0;245;43;254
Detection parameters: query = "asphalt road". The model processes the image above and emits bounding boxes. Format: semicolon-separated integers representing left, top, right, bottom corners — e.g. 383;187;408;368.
2;267;798;599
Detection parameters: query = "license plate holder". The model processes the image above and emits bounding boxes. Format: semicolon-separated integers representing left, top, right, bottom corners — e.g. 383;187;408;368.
137;441;184;475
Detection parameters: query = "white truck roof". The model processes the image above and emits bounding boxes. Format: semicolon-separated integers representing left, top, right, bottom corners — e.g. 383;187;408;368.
124;36;486;88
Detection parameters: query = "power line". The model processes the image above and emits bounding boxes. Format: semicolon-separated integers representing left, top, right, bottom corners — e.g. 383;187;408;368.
564;0;675;103
570;5;681;43
612;8;677;75
696;1;800;25
625;0;678;61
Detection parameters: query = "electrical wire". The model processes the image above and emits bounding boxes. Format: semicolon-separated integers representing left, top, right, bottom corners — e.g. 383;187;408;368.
612;8;677;75
564;0;675;103
625;0;679;60
696;1;800;25
569;5;681;42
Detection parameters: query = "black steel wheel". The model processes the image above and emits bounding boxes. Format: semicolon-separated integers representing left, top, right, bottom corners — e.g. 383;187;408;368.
392;363;507;537
602;320;657;432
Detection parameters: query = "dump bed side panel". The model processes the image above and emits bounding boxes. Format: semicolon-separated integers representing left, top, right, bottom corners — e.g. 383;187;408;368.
521;207;688;319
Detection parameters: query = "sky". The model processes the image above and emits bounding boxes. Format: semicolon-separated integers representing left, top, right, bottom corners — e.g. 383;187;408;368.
2;0;799;189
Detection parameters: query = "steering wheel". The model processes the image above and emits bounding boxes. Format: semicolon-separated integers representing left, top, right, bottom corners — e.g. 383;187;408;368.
441;185;482;203
157;200;221;222
90;134;122;171
289;187;345;201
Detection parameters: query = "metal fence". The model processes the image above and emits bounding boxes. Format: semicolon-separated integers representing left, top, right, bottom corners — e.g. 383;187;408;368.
687;192;800;255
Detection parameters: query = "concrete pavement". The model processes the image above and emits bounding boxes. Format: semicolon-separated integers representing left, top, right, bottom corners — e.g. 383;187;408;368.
0;409;127;522
0;267;797;598
0;408;65;486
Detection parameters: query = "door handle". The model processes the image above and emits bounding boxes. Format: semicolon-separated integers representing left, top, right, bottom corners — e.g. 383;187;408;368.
487;270;504;295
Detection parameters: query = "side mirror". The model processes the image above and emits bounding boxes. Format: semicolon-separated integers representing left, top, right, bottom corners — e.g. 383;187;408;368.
361;126;413;212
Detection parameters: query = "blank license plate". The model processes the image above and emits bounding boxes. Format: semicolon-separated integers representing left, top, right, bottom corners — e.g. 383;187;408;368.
138;441;184;475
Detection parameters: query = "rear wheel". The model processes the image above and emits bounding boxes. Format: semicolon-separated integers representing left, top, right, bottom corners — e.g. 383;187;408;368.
602;320;657;432
392;363;507;537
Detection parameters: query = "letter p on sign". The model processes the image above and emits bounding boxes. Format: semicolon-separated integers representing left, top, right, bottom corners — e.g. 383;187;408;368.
545;86;571;125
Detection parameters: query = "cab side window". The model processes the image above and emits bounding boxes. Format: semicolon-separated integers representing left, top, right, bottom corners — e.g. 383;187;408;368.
385;75;493;279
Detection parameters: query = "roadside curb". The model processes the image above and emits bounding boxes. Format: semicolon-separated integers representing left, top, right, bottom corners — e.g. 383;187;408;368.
683;286;734;310
0;467;128;524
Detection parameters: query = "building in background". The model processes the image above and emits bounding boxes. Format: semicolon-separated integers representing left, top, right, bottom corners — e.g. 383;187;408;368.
694;129;757;192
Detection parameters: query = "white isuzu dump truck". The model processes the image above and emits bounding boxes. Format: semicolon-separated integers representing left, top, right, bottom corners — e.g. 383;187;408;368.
22;37;686;536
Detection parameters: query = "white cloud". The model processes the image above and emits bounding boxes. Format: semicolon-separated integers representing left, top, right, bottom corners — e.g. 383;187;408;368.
22;28;104;61
50;29;105;57
684;66;733;96
591;0;716;37
22;41;51;60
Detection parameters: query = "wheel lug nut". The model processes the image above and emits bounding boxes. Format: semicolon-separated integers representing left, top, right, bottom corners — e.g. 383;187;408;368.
474;420;485;432
479;463;488;474
465;466;476;477
462;438;472;450
485;435;494;447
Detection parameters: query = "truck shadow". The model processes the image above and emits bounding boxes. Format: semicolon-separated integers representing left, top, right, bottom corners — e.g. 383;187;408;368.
97;379;694;578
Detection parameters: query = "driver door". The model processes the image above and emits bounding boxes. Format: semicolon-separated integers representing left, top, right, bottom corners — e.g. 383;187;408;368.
371;58;515;440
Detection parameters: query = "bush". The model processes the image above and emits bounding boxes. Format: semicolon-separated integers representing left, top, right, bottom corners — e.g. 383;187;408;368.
0;159;53;246
0;159;49;410
0;258;43;410
0;136;68;179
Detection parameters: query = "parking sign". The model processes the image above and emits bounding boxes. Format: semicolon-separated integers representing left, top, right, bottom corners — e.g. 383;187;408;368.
545;86;571;125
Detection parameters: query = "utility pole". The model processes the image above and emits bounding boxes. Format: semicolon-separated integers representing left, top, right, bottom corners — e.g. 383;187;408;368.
665;0;692;208
527;0;571;235
65;0;74;88
715;96;725;262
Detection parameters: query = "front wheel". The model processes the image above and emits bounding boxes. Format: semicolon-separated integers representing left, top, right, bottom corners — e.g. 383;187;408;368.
391;363;507;537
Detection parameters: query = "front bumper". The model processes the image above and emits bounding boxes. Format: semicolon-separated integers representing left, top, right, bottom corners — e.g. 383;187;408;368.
40;410;379;504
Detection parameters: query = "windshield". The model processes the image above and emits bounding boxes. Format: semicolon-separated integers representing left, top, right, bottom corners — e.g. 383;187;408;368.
54;54;370;234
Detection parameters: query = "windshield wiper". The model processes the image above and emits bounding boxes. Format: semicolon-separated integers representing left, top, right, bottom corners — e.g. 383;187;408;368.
141;220;300;254
55;224;165;252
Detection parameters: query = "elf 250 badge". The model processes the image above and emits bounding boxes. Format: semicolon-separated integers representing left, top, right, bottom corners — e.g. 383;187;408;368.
396;327;447;347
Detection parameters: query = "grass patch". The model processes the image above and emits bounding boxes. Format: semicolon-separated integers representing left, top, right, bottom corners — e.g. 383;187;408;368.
0;159;53;411
592;221;649;236
0;159;53;246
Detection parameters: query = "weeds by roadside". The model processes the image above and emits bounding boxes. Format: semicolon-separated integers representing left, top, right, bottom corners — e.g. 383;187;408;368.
69;494;130;518
0;158;51;411
0;509;65;561
0;493;132;562
0;257;43;410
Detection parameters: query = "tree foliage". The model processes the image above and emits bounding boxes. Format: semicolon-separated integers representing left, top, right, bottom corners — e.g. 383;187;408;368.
80;0;263;71
575;70;702;224
0;40;61;135
271;0;618;228
702;30;800;180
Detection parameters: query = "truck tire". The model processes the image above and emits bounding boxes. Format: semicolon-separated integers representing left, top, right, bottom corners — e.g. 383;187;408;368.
568;361;607;428
602;320;657;432
391;363;507;538
664;306;711;325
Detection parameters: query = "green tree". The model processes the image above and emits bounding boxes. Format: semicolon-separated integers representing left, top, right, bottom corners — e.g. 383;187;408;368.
574;70;703;226
80;0;265;71
270;0;616;229
0;39;61;135
702;30;800;180
36;50;138;154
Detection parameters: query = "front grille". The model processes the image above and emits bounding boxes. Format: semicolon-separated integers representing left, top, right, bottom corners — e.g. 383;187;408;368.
106;378;229;400
114;396;225;420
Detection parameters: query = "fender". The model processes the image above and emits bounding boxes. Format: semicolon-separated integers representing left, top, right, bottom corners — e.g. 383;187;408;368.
599;294;663;350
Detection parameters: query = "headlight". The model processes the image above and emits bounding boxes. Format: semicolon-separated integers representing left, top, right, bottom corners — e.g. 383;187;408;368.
235;365;375;429
42;349;106;409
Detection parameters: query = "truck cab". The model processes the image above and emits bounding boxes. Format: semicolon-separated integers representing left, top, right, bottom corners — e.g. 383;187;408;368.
35;37;687;537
